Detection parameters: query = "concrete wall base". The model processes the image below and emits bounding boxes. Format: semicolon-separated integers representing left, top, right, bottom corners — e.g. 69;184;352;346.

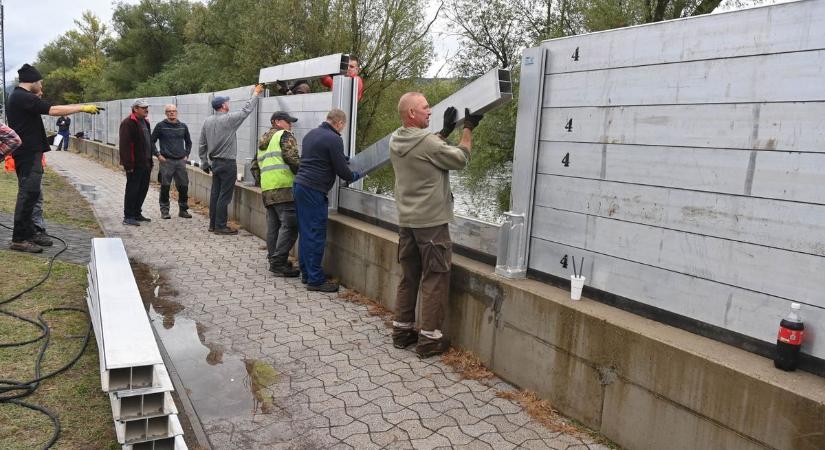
72;138;825;450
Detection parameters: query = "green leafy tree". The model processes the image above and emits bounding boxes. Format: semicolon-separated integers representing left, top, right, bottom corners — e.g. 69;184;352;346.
106;0;192;95
35;11;112;103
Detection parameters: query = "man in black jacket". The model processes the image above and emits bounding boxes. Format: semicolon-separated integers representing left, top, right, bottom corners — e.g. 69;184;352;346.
293;109;361;292
151;104;192;219
119;99;153;226
7;63;101;253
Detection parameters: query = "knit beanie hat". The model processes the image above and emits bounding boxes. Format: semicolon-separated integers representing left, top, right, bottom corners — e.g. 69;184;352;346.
18;64;42;83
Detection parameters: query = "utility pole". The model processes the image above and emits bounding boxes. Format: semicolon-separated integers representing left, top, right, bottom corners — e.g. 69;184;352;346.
0;0;6;122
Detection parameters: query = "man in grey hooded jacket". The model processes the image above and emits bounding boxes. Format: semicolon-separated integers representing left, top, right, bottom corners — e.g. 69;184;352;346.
388;92;483;358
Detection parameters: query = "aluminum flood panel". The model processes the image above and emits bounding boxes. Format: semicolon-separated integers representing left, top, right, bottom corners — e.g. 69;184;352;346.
338;188;499;257
259;53;348;84
90;238;162;372
348;68;512;176
175;93;213;164
258;93;333;154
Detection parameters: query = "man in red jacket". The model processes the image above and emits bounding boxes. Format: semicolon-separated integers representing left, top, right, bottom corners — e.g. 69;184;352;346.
119;99;154;226
320;55;364;102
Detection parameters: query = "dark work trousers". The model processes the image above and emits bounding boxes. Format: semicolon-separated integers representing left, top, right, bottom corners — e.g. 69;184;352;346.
158;158;189;214
294;182;328;286
266;201;298;267
394;224;452;334
58;131;70;150
12;153;43;243
208;158;236;229
123;166;151;220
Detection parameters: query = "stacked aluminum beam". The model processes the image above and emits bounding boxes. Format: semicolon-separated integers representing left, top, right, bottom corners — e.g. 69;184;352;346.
348;68;513;176
86;238;187;450
258;53;349;84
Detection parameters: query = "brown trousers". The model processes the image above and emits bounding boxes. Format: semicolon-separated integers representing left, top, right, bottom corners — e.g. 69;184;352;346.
394;224;452;333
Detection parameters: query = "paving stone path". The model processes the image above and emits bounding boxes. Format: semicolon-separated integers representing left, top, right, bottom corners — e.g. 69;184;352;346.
48;151;610;450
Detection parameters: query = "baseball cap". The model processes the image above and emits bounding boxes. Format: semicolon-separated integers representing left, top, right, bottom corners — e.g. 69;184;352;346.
132;99;149;108
270;111;298;123
211;96;230;110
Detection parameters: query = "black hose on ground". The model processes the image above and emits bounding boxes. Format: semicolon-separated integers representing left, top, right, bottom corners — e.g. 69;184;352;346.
0;223;92;450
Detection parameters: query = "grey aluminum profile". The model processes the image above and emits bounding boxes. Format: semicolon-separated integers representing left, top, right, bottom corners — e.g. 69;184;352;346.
110;365;176;421
122;435;188;450
115;413;183;445
348;68;512;176
259;53;349;84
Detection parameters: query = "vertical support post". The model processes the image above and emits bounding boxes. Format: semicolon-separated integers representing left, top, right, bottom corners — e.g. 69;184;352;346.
495;46;547;279
243;87;261;185
329;75;357;211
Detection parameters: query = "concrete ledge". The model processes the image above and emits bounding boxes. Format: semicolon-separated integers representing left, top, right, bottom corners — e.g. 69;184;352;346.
71;138;825;450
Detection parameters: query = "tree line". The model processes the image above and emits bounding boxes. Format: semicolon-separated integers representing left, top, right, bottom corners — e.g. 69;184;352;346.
31;0;736;213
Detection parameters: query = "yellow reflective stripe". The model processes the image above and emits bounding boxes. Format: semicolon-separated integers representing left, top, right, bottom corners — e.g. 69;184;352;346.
261;164;290;172
257;151;282;162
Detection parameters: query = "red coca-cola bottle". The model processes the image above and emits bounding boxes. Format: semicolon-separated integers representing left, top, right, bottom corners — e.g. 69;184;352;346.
774;303;804;371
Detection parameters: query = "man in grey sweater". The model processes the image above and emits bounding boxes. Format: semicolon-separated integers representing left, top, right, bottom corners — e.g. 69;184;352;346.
198;84;264;234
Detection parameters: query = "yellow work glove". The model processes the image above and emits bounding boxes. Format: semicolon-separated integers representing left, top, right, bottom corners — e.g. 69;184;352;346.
79;105;105;114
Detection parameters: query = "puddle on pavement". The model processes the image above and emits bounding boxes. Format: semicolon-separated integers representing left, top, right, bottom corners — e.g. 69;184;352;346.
131;261;279;421
73;182;99;202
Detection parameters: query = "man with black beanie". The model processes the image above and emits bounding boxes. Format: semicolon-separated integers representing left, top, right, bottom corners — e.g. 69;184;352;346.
7;63;102;253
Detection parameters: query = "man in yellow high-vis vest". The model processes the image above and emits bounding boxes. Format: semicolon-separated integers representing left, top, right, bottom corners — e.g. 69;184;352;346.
251;111;301;276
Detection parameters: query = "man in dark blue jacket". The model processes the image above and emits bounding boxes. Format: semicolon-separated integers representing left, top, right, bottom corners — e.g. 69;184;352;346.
293;109;361;292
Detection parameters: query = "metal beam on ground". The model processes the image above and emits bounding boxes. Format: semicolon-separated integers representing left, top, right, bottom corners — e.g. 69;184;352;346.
347;68;513;176
258;53;349;84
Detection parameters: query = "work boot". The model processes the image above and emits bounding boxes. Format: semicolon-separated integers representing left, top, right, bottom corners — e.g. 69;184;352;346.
392;328;418;349
161;210;171;220
306;282;339;293
123;218;141;226
213;227;238;235
179;210;192;218
137;214;152;222
415;335;451;359
32;233;53;247
10;241;43;253
269;263;300;277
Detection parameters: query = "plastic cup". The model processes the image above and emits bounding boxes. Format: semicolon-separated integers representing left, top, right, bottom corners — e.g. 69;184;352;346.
570;275;586;301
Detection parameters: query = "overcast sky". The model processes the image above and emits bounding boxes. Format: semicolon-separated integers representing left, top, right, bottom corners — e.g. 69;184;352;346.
2;0;788;86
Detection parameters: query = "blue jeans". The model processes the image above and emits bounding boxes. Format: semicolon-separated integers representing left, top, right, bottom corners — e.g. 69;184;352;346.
294;182;328;285
58;130;70;150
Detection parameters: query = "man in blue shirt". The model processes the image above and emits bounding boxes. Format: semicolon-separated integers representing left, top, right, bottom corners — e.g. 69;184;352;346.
293;109;361;292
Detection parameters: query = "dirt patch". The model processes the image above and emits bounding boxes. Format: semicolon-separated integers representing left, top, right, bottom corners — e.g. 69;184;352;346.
440;348;495;381
337;289;393;328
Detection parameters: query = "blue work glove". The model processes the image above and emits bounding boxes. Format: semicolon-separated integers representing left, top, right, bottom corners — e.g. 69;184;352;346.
351;171;361;182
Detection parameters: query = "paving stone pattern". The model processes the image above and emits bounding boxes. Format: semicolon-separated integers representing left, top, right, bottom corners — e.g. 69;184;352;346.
48;151;609;450
0;210;95;265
